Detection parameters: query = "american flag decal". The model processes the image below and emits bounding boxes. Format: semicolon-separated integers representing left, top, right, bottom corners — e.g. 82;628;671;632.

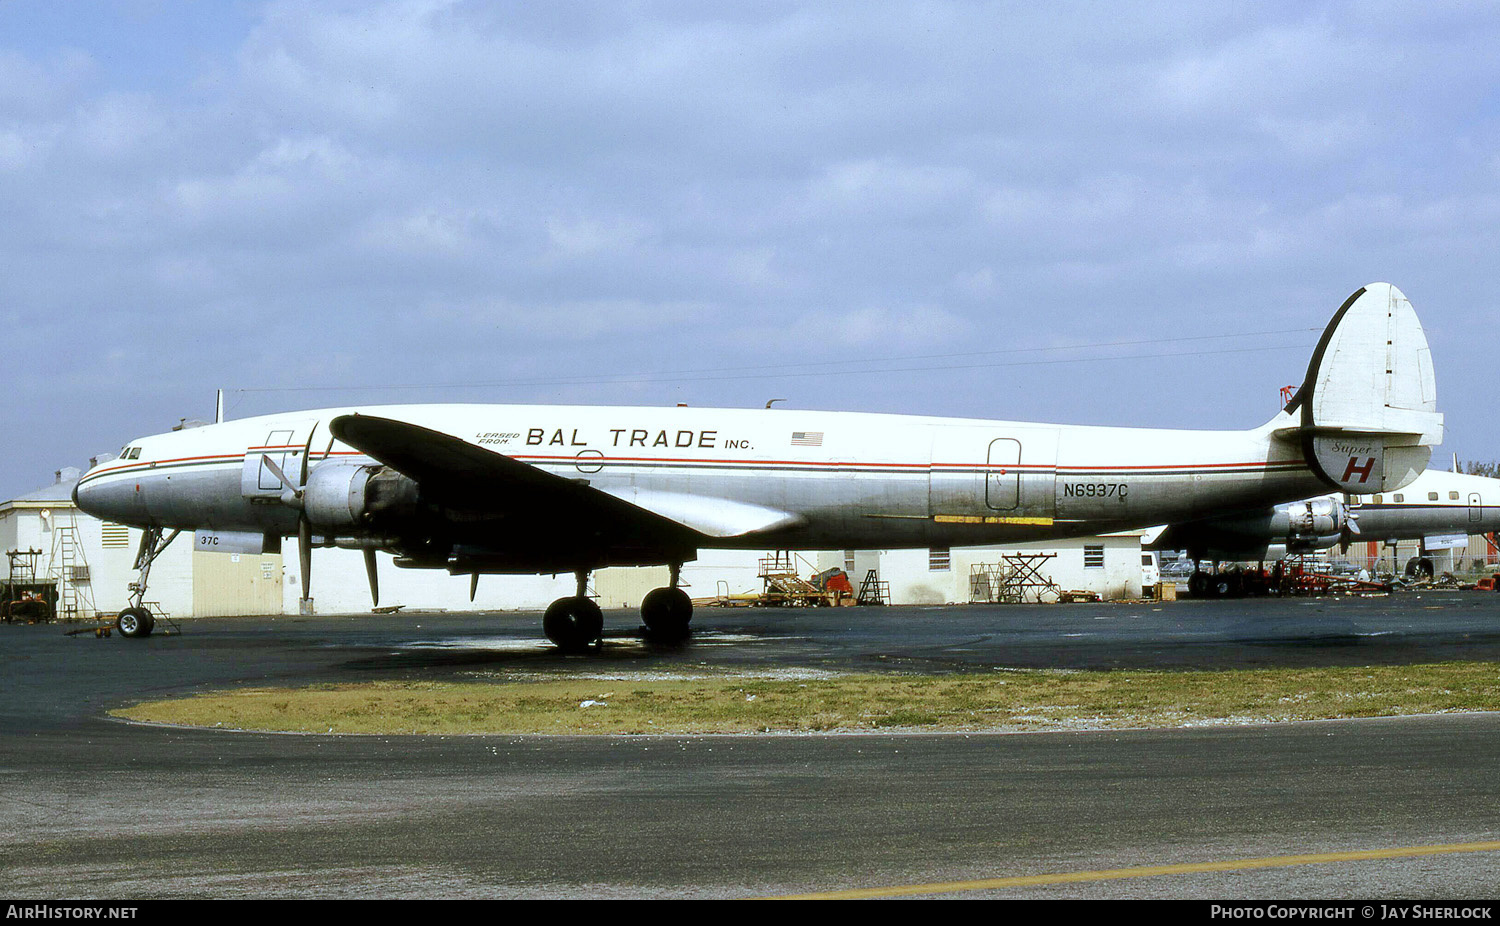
791;431;824;447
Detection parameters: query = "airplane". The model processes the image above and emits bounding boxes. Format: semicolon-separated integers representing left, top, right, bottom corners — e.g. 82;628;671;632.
74;282;1443;648
1148;467;1500;595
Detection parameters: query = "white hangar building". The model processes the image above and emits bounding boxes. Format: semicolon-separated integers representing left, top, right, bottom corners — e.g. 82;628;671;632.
2;469;1147;623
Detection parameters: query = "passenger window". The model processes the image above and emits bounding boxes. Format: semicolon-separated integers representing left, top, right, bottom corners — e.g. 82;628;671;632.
1394;494;1404;503
1450;491;1460;500
1373;495;1383;504
1429;492;1439;501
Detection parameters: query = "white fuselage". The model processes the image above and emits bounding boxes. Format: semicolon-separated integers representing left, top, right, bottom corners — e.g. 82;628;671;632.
75;402;1329;557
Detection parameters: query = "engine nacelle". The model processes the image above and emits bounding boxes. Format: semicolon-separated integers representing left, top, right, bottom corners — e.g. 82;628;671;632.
1280;497;1347;552
302;462;419;530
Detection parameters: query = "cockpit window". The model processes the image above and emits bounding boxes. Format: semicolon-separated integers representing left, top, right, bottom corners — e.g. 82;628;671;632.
123;447;142;460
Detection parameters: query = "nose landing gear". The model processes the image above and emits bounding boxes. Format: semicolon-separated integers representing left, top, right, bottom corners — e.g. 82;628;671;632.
115;526;180;638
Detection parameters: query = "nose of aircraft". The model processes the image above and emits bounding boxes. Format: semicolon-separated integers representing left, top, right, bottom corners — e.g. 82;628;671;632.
73;466;149;526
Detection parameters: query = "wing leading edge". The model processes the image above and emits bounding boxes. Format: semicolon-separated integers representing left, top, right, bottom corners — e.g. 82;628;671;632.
327;413;799;544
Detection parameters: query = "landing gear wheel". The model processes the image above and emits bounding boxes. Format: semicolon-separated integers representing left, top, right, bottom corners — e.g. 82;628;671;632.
1188;571;1208;598
641;586;693;642
1212;572;1243;598
116;607;155;639
543;596;603;652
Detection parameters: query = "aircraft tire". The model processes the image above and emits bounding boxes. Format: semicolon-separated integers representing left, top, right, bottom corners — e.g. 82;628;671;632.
543;596;603;652
1187;571;1208;598
1207;573;1235;598
116;607;155;639
641;586;693;641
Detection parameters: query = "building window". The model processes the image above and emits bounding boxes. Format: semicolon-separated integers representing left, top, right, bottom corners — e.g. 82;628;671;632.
929;547;951;572
1084;545;1105;569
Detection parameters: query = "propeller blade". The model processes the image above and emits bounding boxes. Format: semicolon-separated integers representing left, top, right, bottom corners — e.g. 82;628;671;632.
299;432;313;486
260;455;303;499
298;517;312;601
470;572;479;602
363;548;379;607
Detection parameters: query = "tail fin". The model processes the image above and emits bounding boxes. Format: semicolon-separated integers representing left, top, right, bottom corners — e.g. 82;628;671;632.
1279;283;1442;493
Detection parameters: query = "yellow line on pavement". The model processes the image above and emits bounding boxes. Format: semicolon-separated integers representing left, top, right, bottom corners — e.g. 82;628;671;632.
766;840;1500;899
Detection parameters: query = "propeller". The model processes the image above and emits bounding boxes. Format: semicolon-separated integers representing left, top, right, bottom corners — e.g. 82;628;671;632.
1339;500;1362;553
258;450;318;605
259;444;384;608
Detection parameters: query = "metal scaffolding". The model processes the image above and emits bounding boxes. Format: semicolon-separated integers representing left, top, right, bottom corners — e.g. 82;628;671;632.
969;553;1060;604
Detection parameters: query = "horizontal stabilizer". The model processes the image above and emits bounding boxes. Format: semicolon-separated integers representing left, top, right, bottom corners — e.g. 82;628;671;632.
1281;283;1442;493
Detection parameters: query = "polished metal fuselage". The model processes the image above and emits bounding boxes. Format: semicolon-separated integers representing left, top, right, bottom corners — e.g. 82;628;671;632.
75;402;1329;560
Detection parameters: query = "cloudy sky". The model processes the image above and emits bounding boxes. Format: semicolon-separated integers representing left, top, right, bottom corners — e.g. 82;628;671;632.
3;1;1498;498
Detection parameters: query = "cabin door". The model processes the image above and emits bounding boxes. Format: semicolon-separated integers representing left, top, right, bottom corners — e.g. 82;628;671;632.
241;420;319;501
985;438;1021;511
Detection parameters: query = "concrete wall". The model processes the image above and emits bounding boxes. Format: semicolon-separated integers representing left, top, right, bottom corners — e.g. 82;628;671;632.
0;503;194;621
883;535;1144;604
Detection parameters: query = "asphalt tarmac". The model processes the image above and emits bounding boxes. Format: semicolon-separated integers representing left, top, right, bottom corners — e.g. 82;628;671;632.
4;592;1500;899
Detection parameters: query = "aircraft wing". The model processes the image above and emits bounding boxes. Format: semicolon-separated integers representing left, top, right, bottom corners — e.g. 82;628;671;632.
327;414;798;540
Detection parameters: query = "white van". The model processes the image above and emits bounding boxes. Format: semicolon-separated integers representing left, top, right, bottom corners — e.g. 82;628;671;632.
1141;551;1160;590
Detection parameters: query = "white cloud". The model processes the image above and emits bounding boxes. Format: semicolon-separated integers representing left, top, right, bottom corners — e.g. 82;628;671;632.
545;214;651;258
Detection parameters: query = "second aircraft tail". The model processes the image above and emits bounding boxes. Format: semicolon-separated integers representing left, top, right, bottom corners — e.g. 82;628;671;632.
1276;282;1443;493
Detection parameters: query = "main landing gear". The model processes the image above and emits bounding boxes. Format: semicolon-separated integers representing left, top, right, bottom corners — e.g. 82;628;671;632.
541;563;694;653
1188;566;1246;599
543;571;605;653
641;563;692;642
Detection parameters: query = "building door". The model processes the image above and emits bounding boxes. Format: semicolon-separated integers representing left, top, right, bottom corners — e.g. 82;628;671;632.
193;551;284;617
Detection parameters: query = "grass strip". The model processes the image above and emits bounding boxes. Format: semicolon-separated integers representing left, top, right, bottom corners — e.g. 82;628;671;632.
110;662;1500;736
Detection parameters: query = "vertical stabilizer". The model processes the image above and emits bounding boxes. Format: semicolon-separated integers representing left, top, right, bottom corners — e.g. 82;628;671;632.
1282;283;1443;493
